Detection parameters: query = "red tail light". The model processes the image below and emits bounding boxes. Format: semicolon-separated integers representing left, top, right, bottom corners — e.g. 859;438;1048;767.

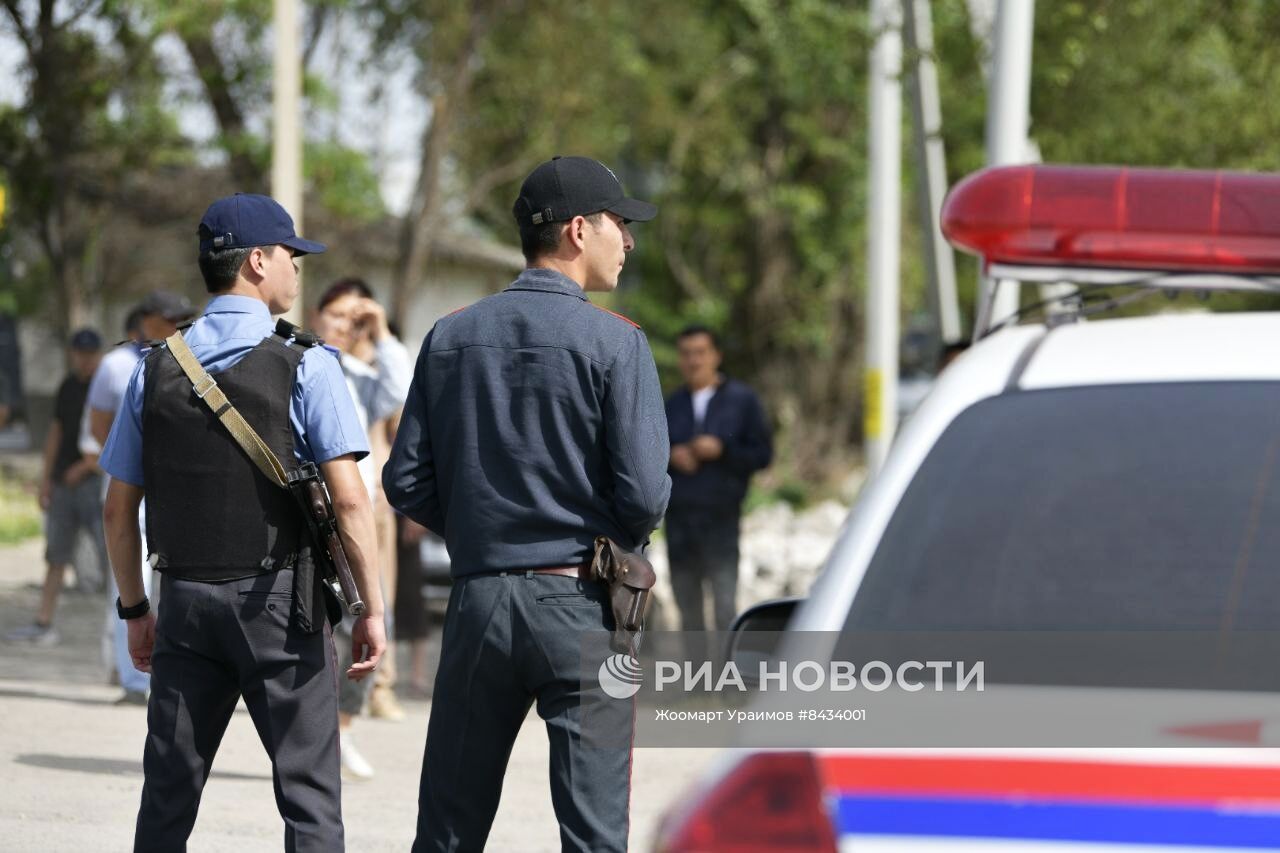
941;164;1280;274
655;752;838;853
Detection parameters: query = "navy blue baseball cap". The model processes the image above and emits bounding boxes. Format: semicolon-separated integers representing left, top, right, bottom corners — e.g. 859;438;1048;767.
68;327;103;351
513;156;657;227
198;193;326;258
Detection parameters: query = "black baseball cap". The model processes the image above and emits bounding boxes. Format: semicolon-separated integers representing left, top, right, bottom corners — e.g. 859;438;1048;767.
198;193;326;257
137;290;196;322
513;156;657;227
68;328;103;351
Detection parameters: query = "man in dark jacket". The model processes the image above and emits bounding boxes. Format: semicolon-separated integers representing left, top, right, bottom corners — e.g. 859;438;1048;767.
665;325;772;632
384;155;670;853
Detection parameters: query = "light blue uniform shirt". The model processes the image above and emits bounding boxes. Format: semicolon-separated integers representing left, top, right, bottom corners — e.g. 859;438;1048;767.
100;295;370;487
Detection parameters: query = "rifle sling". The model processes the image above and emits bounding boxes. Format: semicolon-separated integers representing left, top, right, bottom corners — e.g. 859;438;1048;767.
164;331;290;490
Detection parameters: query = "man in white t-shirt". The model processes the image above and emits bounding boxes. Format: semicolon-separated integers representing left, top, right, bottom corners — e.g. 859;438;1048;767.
80;292;194;704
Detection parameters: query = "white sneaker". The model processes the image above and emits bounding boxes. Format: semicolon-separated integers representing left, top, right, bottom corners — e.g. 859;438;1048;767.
6;623;59;646
340;731;375;780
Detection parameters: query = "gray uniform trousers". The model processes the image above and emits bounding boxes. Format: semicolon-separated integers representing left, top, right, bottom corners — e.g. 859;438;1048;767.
135;568;343;853
412;571;632;853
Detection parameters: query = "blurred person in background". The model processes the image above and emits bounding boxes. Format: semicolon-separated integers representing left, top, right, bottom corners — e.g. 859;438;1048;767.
81;291;195;704
395;516;434;696
312;276;411;779
7;328;105;645
352;316;409;723
0;371;11;429
665;325;772;632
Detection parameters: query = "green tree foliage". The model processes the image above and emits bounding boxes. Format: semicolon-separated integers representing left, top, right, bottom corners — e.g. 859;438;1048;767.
141;0;384;219
364;0;1280;481
0;0;384;336
1023;0;1280;316
0;0;190;333
1030;0;1280;169
9;0;1280;478
621;1;873;478
377;0;875;477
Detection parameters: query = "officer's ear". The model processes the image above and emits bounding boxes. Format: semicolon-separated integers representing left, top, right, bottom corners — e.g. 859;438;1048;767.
564;216;590;253
244;246;271;280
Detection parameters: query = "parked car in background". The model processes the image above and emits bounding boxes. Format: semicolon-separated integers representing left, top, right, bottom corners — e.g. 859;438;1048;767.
417;529;453;601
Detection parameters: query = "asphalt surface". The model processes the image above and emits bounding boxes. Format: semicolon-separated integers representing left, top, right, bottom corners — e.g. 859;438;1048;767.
0;537;720;852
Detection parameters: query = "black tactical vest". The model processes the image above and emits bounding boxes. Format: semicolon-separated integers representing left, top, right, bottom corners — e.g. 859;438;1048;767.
142;333;308;580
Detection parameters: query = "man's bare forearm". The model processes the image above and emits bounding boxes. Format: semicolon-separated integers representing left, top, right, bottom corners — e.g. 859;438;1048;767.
90;407;114;448
334;499;383;617
104;479;146;605
40;423;60;484
319;457;385;618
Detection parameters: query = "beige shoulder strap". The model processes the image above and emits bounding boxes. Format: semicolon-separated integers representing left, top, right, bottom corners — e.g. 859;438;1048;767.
163;332;290;489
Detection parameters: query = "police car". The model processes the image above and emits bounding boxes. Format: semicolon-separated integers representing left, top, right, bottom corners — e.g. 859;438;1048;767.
654;165;1280;851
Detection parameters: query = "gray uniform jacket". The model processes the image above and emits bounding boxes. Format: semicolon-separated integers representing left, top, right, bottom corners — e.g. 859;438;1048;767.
383;268;672;577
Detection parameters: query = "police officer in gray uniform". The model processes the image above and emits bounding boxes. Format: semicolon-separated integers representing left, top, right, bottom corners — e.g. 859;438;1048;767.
99;194;387;852
384;156;671;852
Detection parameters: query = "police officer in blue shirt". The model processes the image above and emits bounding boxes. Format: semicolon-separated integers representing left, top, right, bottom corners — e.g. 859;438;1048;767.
384;156;671;853
99;193;387;853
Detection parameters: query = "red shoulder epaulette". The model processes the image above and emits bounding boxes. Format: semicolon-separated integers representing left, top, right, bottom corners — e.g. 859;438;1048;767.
446;305;468;317
592;304;641;329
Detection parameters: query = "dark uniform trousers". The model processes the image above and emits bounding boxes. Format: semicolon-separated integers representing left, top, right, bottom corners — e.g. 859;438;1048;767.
413;572;632;853
135;568;343;853
665;508;741;633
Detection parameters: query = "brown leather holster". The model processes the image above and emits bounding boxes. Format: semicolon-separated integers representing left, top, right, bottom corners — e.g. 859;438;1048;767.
590;536;657;654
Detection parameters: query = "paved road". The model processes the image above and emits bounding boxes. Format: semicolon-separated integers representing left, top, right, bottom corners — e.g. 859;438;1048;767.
0;538;720;851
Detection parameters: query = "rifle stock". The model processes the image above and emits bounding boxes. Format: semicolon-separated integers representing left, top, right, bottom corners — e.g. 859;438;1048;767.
312;483;365;615
289;463;366;617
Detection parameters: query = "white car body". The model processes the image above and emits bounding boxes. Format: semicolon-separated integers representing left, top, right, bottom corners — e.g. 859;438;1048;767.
657;310;1280;852
799;312;1280;636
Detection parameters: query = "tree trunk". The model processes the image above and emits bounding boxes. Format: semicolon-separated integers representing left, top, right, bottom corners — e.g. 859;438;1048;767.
180;31;266;191
390;0;518;326
391;86;459;326
23;0;83;340
740;105;863;486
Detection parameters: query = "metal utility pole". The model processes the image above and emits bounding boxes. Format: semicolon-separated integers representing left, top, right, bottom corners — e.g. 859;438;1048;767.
864;0;902;475
273;0;304;322
903;0;962;347
978;0;1035;334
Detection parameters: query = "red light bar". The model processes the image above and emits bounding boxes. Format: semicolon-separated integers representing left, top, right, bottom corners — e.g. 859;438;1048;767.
941;165;1280;274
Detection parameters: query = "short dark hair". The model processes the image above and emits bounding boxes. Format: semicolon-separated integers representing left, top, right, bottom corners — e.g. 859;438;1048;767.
677;324;721;350
198;245;258;293
124;307;146;337
518;212;604;264
317;277;375;312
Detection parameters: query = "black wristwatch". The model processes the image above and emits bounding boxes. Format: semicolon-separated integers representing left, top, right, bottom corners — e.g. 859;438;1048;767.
116;596;151;620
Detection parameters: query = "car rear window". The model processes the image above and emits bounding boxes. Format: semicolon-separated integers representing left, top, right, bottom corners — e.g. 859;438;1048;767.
845;381;1280;632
